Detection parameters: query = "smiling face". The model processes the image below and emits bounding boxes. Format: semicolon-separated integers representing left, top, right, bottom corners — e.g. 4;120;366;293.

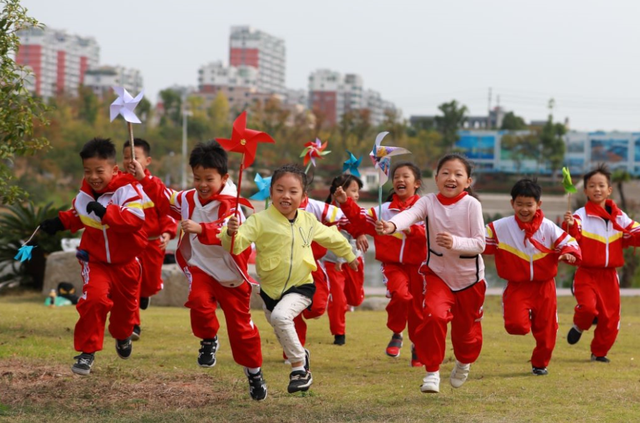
83;157;118;193
584;172;612;207
511;196;541;223
270;172;304;220
192;165;228;200
123;146;151;172
392;166;420;201
434;159;471;198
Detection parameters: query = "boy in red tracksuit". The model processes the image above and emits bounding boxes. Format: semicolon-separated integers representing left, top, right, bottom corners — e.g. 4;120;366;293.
39;138;147;376
122;138;177;340
563;164;640;363
485;178;581;376
129;140;266;401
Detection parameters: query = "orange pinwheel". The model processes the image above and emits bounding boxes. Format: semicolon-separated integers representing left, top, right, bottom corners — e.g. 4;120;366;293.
216;111;275;168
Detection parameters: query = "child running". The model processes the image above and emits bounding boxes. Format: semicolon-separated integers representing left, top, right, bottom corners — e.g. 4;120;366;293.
563;164;640;363
334;162;426;366
376;153;485;393
122;138;177;340
485;178;581;375
222;164;358;394
39;138;147;375
129;141;266;401
323;174;367;345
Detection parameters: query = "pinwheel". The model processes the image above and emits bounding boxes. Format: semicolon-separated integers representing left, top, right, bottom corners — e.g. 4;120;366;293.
370;131;411;216
110;86;144;161
250;173;272;209
14;226;39;263
562;167;577;218
342;150;362;177
300;138;331;173
216;111;275;250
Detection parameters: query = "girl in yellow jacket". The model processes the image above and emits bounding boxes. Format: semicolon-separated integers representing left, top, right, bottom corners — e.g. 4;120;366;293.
222;164;358;395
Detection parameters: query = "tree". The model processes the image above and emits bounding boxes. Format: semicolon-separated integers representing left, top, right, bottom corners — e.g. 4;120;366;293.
500;132;540;174
0;0;50;204
611;169;631;210
158;88;182;126
539;115;566;178
435;100;468;152
500;111;527;130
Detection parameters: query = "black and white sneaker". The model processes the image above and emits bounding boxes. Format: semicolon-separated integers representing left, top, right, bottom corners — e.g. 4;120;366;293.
116;337;133;359
532;367;549;376
287;370;313;393
245;368;268;401
140;297;150;310
131;325;141;341
304;348;310;371
567;325;582;345
71;353;94;376
591;354;610;363
198;336;219;367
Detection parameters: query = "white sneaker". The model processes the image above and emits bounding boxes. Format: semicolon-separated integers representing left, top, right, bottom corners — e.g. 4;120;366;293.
420;371;440;393
450;361;470;388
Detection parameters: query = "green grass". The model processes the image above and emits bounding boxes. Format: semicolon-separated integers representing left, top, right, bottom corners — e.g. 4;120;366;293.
1;292;640;422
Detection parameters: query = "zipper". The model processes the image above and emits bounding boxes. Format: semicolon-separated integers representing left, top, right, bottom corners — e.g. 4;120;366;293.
280;221;295;297
103;226;111;263
399;235;406;263
604;220;609;267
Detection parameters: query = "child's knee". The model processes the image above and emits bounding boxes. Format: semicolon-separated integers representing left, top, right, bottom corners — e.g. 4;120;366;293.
505;321;530;335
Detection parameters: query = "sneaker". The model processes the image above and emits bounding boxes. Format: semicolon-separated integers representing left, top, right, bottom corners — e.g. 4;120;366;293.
420;371;440;393
287;370;313;393
410;344;423;367
532;367;549;376
131;325;141;341
245;368;268;401
591;354;610;363
334;334;346;345
71;353;94;376
304;348;310;371
198;337;219;367
115;337;133;359
140;296;150;310
386;333;403;358
450;361;471;388
567;325;582;345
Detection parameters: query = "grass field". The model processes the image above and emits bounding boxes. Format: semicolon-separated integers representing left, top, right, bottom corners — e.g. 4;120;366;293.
1;291;639;423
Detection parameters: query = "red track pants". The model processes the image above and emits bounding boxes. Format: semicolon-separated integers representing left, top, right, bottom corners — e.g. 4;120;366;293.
382;263;424;342
133;238;165;326
326;257;365;336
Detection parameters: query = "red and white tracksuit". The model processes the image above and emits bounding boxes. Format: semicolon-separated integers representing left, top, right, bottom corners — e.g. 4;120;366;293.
390;192;485;372
340;195;426;342
59;174;147;354
485;212;581;368
563;200;640;357
163;181;261;368
133;169;177;326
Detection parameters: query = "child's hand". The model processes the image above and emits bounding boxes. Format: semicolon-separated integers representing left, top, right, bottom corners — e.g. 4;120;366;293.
356;234;369;253
375;220;396;235
435;232;453;249
128;159;145;181
227;215;239;235
348;259;359;271
334;261;342;272
559;253;576;264
334;186;348;204
564;211;574;226
181;219;202;234
159;232;171;249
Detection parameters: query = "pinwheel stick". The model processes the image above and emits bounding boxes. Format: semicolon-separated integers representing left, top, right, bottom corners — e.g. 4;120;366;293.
378;185;383;221
305;162;312;174
128;122;136;162
229;153;246;253
24;226;40;246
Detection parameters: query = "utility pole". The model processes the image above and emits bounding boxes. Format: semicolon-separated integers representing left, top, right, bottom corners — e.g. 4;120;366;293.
487;87;492;129
181;96;192;190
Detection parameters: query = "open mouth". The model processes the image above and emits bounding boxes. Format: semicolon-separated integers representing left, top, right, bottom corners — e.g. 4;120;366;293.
445;183;457;189
395;184;407;192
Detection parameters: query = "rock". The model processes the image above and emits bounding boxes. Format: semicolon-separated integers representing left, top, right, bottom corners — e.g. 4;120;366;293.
357;296;389;311
41;251;82;295
152;265;189;307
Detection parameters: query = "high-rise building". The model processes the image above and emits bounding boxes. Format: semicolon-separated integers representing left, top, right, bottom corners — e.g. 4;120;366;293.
16;27;99;98
83;65;143;98
229;26;285;95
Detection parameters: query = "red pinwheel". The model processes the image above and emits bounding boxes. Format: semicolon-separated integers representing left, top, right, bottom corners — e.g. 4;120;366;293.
216;111;275;168
300;138;331;173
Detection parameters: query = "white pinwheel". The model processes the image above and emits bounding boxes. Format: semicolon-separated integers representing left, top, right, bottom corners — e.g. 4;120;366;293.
110;87;144;124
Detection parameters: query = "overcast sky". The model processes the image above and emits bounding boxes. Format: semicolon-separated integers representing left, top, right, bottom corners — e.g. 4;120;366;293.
22;0;640;132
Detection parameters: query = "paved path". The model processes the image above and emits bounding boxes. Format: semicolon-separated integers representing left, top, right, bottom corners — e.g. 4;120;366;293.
364;287;640;297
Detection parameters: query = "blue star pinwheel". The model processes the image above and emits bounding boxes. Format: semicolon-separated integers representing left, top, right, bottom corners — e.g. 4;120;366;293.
343;151;362;177
14;226;40;262
250;173;272;201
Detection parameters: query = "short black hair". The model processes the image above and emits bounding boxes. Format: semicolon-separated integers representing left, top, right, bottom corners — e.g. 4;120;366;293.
511;178;542;202
189;141;228;175
123;138;151;157
583;163;611;186
271;164;307;192
80;137;116;162
326;174;363;203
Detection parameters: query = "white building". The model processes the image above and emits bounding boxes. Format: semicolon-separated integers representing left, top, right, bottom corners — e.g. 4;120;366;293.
84;65;143;98
198;61;258;90
229;26;286;95
16;27;99;98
